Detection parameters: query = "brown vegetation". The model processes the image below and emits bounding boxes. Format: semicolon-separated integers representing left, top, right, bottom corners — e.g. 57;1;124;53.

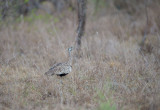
0;1;160;110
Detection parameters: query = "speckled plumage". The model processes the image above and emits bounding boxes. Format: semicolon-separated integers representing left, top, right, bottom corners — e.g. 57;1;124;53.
45;47;73;77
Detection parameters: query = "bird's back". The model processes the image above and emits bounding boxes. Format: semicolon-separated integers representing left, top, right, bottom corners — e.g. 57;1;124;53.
45;62;72;76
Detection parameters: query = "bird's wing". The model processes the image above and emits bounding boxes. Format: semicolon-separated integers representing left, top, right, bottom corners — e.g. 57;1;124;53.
45;63;62;75
45;62;70;75
50;63;69;74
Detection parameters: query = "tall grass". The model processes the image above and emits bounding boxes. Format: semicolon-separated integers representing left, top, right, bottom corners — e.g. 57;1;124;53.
0;5;160;110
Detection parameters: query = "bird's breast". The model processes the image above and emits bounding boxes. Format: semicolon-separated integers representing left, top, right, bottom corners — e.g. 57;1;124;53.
69;66;72;72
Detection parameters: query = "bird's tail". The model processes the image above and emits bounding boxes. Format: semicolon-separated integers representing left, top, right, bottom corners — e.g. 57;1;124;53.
44;69;54;76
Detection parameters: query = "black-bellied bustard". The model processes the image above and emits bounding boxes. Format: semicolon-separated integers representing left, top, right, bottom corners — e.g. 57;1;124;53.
45;47;73;77
44;47;73;103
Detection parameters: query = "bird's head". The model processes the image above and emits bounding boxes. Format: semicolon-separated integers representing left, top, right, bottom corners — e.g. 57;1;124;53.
68;46;73;52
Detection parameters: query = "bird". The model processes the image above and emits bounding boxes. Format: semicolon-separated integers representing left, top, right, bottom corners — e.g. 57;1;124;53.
45;47;73;77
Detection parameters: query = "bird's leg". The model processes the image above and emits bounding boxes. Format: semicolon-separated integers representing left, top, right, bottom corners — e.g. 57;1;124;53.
59;79;63;104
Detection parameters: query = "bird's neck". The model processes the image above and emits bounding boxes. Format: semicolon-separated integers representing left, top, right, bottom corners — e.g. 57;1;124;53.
68;51;72;65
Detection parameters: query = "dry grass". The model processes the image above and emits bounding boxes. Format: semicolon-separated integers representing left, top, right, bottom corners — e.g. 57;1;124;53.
0;7;160;110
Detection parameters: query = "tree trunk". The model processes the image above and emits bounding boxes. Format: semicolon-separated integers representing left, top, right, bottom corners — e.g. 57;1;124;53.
75;0;86;56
